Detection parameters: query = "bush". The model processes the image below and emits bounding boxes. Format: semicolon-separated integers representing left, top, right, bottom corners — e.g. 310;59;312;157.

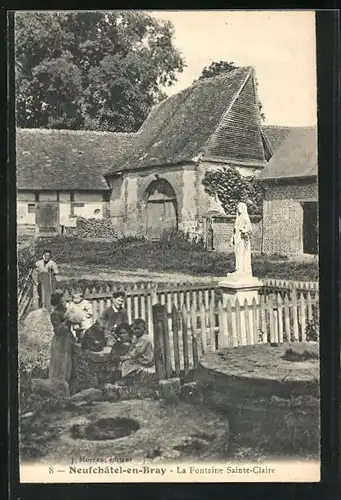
17;244;36;287
202;166;264;215
114;234;147;246
266;253;289;261
160;228;205;251
305;308;320;342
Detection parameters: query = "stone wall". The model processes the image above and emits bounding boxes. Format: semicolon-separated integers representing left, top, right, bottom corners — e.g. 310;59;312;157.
71;344;116;394
262;180;317;255
110;166;186;237
179;167;198;237
211;215;262;253
107;160;264;241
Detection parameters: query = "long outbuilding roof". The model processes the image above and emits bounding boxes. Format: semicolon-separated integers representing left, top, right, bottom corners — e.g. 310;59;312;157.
16;128;137;191
257;126;318;181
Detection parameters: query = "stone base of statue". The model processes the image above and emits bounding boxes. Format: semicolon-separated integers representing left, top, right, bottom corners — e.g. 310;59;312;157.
218;273;263;347
219;272;263;305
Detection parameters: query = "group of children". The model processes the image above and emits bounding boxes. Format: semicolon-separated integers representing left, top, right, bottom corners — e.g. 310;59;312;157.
65;288;154;383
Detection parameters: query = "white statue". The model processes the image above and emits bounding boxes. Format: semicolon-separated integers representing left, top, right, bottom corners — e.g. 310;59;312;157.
230;202;253;277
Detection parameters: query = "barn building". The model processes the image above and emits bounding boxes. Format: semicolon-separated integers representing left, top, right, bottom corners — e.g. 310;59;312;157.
16;66;317;257
257;126;318;255
16;128;135;236
104;66;271;240
16;66;271;240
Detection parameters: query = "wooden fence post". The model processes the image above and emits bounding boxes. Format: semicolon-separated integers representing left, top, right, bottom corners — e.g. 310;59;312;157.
226;299;235;347
152;303;166;380
200;303;207;354
292;289;299;341
251;297;258;344
299;292;307;341
161;303;173;379
218;299;227;348
181;303;190;377
171;304;181;377
244;299;252;346
283;293;291;342
277;295;284;343
307;291;313;322
190;305;199;371
259;294;267;343
209;299;216;351
235;298;242;346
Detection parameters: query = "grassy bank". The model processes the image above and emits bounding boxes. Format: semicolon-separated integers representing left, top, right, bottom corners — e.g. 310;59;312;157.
32;236;318;283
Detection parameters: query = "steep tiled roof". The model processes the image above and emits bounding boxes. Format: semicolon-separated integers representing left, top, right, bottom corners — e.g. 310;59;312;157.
106;66;267;176
257;126;318;181
16;128;137;190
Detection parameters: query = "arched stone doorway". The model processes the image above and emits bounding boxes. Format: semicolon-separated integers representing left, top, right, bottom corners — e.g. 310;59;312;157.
145;178;178;240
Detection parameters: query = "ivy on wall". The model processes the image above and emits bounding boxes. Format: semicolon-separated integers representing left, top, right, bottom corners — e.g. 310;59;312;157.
202;166;264;216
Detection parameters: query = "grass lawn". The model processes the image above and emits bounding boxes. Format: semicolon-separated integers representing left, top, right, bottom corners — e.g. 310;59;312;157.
27;236;319;286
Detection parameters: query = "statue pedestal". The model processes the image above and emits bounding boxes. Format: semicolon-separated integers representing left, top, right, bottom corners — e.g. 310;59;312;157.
219;274;263;305
218;274;263;347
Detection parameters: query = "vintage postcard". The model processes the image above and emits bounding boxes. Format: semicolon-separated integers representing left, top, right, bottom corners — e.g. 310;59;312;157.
15;10;319;483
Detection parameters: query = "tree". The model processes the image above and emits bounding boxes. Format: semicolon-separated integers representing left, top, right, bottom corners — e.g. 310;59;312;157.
202;167;264;216
15;11;185;132
197;60;265;121
198;60;237;80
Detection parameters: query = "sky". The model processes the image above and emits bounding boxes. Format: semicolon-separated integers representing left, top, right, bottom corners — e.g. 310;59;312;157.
149;11;317;126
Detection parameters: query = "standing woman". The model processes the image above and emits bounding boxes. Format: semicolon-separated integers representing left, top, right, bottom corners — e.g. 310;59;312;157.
34;249;59;311
230;202;253;276
49;290;75;382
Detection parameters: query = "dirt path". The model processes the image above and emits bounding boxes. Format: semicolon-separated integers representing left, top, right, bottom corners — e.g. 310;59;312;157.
59;263;223;285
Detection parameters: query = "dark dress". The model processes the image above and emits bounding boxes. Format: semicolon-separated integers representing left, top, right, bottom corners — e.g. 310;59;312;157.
81;323;106;352
99;306;129;346
49;308;74;381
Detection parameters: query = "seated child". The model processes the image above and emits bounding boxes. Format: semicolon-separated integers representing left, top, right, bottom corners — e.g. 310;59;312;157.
120;318;154;379
67;288;94;342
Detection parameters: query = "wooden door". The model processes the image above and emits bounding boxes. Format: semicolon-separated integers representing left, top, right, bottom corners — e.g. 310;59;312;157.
303;202;318;254
163;200;177;232
146;202;164;240
36;202;60;237
146;200;177;240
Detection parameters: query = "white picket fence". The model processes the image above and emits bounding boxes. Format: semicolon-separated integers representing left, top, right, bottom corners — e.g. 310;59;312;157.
151;286;319;377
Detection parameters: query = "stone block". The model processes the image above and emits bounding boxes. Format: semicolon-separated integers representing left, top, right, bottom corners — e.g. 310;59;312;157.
85;347;112;363
180;382;204;404
159;377;181;401
102;383;121;401
70;388;106;403
32;378;70;398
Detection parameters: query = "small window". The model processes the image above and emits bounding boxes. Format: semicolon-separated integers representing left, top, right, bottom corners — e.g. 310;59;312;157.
70;202;85;217
28;203;35;213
